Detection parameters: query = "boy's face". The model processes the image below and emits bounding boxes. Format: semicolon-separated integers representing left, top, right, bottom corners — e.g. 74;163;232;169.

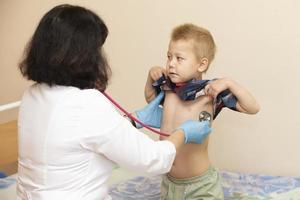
166;39;202;83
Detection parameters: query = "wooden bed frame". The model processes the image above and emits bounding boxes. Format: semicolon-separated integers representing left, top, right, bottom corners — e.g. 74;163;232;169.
0;120;18;176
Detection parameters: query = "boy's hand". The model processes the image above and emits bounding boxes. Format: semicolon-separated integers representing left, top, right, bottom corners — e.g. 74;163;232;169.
177;120;211;144
204;77;231;99
204;77;260;114
135;91;165;128
149;66;166;81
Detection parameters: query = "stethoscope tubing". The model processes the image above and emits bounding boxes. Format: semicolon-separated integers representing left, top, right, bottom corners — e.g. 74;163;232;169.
102;91;170;137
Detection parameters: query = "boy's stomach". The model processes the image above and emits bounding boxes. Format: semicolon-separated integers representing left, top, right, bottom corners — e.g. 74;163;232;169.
160;91;213;178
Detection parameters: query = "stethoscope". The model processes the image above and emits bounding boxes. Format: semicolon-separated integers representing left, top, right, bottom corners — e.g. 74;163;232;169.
102;91;212;137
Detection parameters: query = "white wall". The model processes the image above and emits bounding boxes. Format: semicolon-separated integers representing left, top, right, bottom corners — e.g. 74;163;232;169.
1;0;299;176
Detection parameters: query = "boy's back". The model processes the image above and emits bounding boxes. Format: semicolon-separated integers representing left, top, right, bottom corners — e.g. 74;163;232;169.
161;90;213;178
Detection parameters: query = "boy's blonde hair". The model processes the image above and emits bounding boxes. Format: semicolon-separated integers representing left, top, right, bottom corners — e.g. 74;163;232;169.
171;23;216;67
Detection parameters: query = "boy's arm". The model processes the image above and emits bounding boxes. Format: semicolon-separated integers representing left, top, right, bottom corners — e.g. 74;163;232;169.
144;66;166;103
145;75;157;103
205;77;260;114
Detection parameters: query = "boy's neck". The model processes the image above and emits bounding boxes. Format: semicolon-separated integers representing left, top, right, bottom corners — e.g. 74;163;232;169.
174;76;203;87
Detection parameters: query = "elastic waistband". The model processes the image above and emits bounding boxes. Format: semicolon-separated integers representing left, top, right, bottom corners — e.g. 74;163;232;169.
166;166;217;185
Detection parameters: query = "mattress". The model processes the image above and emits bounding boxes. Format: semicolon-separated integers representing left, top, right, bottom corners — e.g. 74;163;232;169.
109;171;300;200
1;171;299;200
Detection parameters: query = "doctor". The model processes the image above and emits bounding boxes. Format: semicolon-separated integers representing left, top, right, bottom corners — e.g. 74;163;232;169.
17;4;211;200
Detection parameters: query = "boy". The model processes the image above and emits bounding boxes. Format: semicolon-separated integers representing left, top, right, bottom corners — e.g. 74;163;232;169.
144;24;260;199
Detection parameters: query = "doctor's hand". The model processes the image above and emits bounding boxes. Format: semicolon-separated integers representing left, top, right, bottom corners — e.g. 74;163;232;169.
176;120;211;144
134;91;165;128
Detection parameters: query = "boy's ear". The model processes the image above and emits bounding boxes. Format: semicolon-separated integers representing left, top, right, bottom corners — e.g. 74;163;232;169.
197;58;209;73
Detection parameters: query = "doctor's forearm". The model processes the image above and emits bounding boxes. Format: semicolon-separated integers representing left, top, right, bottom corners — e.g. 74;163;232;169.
166;130;185;150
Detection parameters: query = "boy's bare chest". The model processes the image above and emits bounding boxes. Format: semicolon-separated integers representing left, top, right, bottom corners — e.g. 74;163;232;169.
161;91;213;131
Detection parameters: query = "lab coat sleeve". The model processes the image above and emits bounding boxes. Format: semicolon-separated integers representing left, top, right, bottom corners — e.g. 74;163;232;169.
79;91;176;175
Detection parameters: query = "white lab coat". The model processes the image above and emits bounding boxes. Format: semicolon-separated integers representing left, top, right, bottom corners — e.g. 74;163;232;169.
17;83;176;200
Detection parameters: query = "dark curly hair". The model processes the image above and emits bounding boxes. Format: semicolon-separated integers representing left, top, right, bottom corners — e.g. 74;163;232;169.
19;4;111;91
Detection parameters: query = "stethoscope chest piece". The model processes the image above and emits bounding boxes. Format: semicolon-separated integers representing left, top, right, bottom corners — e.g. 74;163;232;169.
199;111;212;123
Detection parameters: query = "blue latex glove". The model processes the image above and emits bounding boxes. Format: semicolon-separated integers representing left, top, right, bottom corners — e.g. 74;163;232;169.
135;91;165;128
177;120;211;144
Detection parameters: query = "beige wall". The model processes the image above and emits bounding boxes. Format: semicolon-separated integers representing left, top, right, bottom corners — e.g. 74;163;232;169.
1;0;299;176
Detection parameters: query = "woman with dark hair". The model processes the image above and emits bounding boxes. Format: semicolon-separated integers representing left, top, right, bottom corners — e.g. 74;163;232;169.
17;4;211;199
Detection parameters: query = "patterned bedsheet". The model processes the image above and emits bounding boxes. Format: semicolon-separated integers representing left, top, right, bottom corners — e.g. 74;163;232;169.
1;171;299;199
109;171;300;200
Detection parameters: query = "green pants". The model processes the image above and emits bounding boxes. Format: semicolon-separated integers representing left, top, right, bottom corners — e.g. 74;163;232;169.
161;167;224;200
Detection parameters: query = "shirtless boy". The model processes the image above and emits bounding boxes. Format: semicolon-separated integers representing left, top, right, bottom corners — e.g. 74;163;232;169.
144;24;260;199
